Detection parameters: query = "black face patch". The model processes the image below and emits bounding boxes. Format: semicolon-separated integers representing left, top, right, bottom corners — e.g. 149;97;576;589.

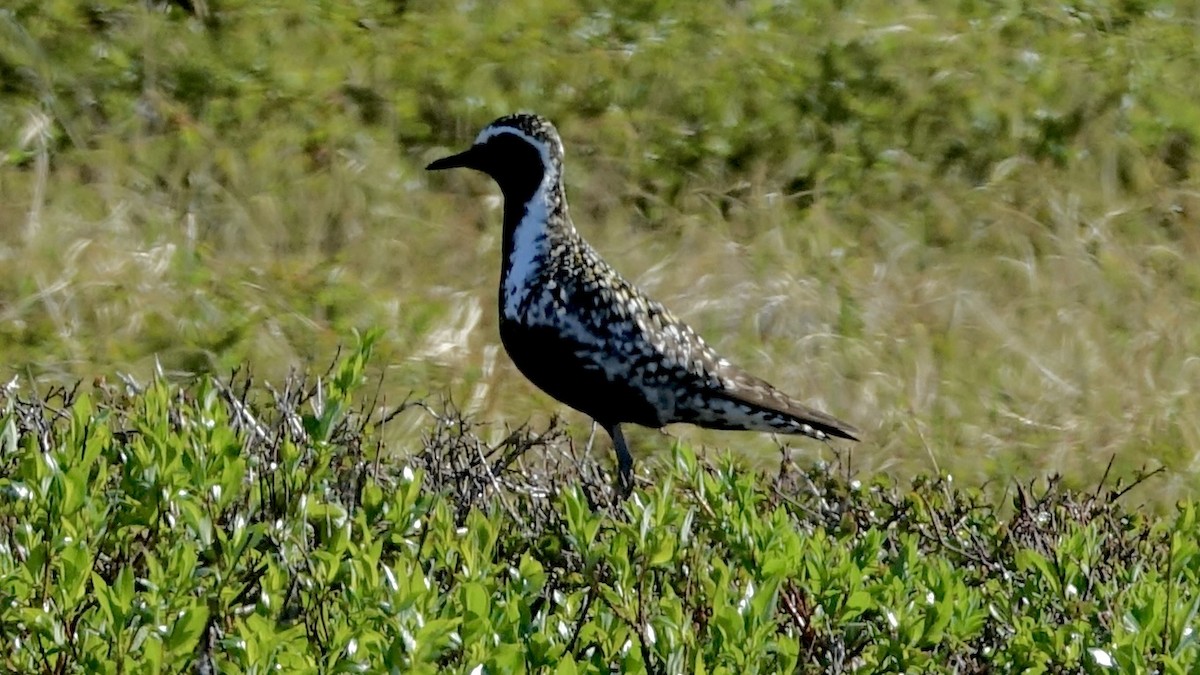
487;114;563;159
475;133;545;203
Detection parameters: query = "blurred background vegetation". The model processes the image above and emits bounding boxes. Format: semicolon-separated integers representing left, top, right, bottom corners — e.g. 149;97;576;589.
1;0;1198;502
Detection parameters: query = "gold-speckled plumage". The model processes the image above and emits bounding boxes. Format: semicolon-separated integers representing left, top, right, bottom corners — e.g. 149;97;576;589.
427;113;858;493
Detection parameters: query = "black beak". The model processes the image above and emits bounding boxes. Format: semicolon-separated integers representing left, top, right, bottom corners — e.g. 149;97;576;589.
426;146;479;171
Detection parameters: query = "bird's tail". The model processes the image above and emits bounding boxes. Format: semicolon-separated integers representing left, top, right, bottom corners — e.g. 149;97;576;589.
690;371;860;441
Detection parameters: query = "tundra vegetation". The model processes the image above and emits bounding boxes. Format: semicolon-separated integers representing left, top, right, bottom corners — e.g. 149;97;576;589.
1;0;1199;671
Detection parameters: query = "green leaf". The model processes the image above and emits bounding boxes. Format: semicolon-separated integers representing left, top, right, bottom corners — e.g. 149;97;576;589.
555;655;579;675
113;565;135;614
518;553;547;593
167;604;209;654
841;590;874;621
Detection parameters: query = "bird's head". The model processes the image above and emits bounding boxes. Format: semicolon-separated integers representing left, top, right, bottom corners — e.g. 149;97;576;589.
426;113;564;199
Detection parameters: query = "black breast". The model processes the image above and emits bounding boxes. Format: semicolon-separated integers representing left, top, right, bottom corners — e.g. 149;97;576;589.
498;318;664;428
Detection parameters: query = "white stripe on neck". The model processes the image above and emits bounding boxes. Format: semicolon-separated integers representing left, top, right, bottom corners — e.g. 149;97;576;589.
503;179;552;319
480;124;565;320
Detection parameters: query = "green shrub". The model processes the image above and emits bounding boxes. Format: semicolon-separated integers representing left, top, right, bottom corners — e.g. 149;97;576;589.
0;344;1197;672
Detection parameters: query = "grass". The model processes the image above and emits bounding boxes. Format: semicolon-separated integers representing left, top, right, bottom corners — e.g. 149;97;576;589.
2;7;1200;667
7;3;1200;667
3;1;1200;497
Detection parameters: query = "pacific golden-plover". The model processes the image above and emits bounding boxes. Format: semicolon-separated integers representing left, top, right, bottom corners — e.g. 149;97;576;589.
427;113;858;493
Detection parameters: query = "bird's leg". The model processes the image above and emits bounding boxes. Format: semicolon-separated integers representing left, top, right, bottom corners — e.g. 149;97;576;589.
604;422;634;497
585;421;598;455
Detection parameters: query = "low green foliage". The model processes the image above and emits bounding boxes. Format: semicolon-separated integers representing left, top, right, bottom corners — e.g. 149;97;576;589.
1;345;1198;673
1;1;1199;495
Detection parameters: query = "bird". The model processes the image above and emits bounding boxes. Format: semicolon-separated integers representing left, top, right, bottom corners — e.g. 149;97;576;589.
426;113;859;494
